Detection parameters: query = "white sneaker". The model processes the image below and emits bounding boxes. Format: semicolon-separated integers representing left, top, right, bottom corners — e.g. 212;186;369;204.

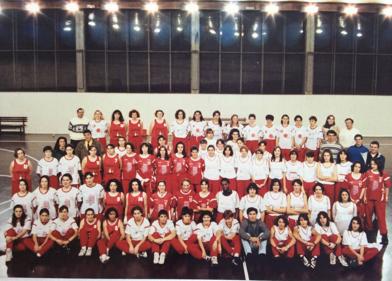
153;252;160;264
36;253;42;258
140;251;148;258
301;256;310;267
85;247;92;256
78;247;87;257
5;249;13;262
159;253;166;264
211;256;218;266
310;257;317;269
338;255;348;267
329;253;336;265
99;255;107;264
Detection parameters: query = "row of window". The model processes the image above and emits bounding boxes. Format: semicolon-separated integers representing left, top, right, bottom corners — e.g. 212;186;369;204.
0;9;391;94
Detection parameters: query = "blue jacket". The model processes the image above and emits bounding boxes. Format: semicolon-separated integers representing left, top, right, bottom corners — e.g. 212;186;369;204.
347;145;369;172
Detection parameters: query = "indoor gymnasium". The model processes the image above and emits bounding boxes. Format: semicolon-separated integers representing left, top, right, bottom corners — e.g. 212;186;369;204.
0;1;391;281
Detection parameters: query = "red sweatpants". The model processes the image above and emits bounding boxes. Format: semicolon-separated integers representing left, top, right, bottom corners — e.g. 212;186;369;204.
296;235;320;257
187;235;218;259
264;139;276;154
265;214;278;230
51;229;76;243
171;236;194;255
297;148;305;162
341;246;379;262
246;141;259;154
334;182;349;202
208;179;221;195
5;229;29;251
254;179;268;196
323;183;335;205
321;234;342;256
220;235;241;256
271;237;295;258
281;149;291;161
24;237;54;256
97;231;122;255
151;232;172;254
365;200;387;235
303;181;315;197
116;239;151;254
79;227;100;248
236;179;251;198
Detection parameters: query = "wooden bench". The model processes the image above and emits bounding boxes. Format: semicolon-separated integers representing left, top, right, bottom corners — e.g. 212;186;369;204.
0;117;28;135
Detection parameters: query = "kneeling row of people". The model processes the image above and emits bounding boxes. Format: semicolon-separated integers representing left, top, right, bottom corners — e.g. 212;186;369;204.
4;204;381;268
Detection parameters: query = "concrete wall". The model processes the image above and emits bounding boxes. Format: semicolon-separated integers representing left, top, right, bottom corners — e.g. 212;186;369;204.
0;92;391;136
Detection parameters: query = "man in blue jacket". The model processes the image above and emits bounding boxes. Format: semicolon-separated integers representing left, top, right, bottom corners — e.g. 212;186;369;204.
347;134;368;172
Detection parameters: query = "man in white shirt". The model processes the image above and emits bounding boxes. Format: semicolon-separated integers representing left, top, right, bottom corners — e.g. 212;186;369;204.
339;118;360;148
69;108;90;148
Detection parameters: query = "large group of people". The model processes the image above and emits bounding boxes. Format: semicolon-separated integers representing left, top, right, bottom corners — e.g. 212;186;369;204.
5;108;389;270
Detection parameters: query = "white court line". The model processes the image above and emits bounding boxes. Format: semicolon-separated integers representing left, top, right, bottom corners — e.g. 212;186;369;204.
242;260;250;281
0;175;11;178
0;148;39;163
0;200;10;206
0;208;10;216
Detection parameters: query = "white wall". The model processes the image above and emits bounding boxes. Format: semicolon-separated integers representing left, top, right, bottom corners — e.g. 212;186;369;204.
0;92;391;136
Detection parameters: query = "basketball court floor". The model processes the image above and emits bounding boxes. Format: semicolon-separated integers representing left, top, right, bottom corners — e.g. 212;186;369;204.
0;134;390;280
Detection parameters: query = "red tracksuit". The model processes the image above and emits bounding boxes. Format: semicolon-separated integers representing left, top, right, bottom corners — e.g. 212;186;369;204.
103;154;121;184
187;234;218;259
104;192;124;219
109;121;126;146
320;234;342;257
170;155;188;193
149;192;175;221
97;219;125;255
345;173;366;219
220;234;241;256
79;218;100;248
128;120;143;150
5;229;30;251
151;119;169;149
174;189;195;220
192;192;217;222
155;158;172;192
11;159;32;194
137;155;155;195
363;171;391;235
121;154;138;193
83;156;102;184
186;158;205;192
125;192;145;220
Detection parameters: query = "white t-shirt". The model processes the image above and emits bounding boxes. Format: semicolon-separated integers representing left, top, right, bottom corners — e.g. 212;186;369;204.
216;191;240;213
79;184;104;214
175;220;197;241
277;125;294;149
195;222;218;242
6;218;32;238
262;125;278;140
31;219;54;238
342;230;368;250
58;155;81;185
243;125;263;141
336;162;353;182
204;155;221;180
264;191;287;216
317;163;336;185
293;126;308;147
285;161;303;181
55;187;82;218
32;187;57;220
224;124;244;136
239;195;265;219
189;120;207;137
125;218;150;240
251;158;269;180
207;121;223;140
149;220;175;237
219;155;237;179
11;192;35;219
171;120;189;138
51;217;78;235
236;156;252;180
218;219;240;237
314;222;339;236
303;162;317;182
269;160;287;180
273;225;289;241
339;128;360;148
297;225;312;241
308;195;331;225
333;202;357;234
88;120;108;139
305;126;323;150
36;158;59;178
288;192;306;221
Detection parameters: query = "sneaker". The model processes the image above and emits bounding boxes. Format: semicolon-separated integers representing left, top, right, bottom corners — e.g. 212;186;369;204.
140;251;148;258
204;255;211;261
5;249;13;262
232;256;241;266
153;252;160;264
211;256;218;266
36;253;42;258
381;235;389;245
158;253;166;265
85;247;92;256
121;251;127;256
338;255;348;267
329;253;336;265
99;255;109;264
301;256;310;267
78;247;87;257
310;257;317;269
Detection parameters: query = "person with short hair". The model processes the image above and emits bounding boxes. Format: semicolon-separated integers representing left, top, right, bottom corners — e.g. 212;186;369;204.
76;130;103;162
308;183;331;226
68;107;89;148
276;114;295;161
347;134;368;173
148;210;176;265
251;149;269;196
88;109;108;149
217;210;241;265
262;114;277;153
192;179;217;222
121;142;138;193
239;207;269;258
263;179;287;229
317;149;337;203
286;179;308;229
243;114;263;154
239;183;265;222
305;116;323;161
216;178;240;222
173;179;195;221
171;207;197;255
339;118;360;148
49;206;78;251
302;150;317;197
186;147;205;192
55;174;82;219
58;145;81;187
365;140;386;172
319;130;343;162
36;146;60;189
78;208;101;257
269;215;295;259
293;115;308;161
79;173;104;218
